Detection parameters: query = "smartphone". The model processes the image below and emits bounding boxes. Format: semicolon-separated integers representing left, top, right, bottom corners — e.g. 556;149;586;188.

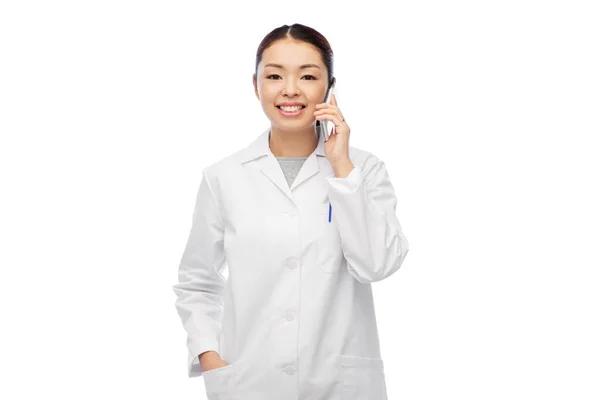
318;79;336;141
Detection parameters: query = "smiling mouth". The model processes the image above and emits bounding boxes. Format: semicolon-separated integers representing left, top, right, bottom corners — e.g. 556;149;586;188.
276;105;307;110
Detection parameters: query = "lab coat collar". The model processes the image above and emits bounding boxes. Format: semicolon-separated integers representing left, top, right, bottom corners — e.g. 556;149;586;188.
239;126;334;203
240;126;326;161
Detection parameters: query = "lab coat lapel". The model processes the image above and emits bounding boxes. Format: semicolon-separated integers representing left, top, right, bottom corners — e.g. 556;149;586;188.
258;152;294;202
240;127;335;204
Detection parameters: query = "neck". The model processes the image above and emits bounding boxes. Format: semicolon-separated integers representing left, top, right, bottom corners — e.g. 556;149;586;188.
269;124;319;157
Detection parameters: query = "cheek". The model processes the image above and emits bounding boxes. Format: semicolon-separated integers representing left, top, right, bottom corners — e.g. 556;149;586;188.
258;85;278;103
309;88;328;104
306;96;322;108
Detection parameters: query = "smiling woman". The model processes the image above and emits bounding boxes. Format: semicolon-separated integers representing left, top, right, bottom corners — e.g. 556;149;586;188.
172;22;410;400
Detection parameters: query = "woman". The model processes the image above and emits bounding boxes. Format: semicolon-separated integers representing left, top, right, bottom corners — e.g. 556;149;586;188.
172;23;410;400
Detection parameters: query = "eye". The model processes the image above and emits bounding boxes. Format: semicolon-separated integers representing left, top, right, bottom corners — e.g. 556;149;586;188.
266;74;317;80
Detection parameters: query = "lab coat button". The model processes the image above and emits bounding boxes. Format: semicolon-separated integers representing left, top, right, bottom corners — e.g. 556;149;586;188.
287;210;298;218
284;310;295;321
286;259;298;269
283;366;296;375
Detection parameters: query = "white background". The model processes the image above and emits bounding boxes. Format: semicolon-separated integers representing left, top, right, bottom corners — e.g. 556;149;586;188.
1;1;599;399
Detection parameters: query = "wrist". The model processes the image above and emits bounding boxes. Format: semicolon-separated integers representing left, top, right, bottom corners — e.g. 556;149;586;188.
199;351;220;364
331;158;354;178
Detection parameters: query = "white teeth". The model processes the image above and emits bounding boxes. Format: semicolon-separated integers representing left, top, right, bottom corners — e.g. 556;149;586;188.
279;105;304;112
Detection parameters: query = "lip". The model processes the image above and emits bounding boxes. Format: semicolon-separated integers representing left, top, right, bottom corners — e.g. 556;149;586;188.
277;105;306;117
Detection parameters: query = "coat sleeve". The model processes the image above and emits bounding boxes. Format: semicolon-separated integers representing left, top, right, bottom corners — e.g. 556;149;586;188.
172;169;227;378
325;154;409;283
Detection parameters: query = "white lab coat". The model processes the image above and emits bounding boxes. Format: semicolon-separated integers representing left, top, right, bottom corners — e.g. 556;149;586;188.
172;127;409;400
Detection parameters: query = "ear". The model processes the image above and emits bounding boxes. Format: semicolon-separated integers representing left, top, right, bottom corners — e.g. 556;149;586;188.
253;74;259;100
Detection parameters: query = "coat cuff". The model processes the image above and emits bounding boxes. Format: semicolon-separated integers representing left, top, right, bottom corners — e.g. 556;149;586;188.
187;336;220;378
325;166;363;190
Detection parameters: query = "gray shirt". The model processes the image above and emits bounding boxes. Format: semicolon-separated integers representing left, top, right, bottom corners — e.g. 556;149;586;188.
276;156;308;187
274;131;320;187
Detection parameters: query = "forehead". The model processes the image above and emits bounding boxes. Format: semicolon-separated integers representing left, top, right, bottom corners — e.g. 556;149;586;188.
261;39;324;69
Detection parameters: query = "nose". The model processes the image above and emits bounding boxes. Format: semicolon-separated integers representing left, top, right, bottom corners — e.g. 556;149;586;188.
282;79;300;97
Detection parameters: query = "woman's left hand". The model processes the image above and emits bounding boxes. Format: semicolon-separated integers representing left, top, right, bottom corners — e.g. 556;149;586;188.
314;93;351;164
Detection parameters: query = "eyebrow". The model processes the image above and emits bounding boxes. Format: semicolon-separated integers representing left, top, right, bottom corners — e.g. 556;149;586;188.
264;63;321;70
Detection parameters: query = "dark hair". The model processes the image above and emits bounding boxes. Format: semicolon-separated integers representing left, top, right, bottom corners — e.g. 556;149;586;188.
253;23;335;90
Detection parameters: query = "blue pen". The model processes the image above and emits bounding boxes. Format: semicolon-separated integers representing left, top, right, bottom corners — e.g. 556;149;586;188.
328;202;332;222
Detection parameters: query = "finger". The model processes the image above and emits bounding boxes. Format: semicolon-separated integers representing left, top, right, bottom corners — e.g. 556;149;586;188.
315;102;336;109
314;109;344;122
313;107;340;115
315;113;343;129
313;110;339;118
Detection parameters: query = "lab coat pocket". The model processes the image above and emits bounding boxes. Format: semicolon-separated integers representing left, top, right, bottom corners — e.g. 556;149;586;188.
339;355;387;400
316;202;343;274
203;362;236;400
